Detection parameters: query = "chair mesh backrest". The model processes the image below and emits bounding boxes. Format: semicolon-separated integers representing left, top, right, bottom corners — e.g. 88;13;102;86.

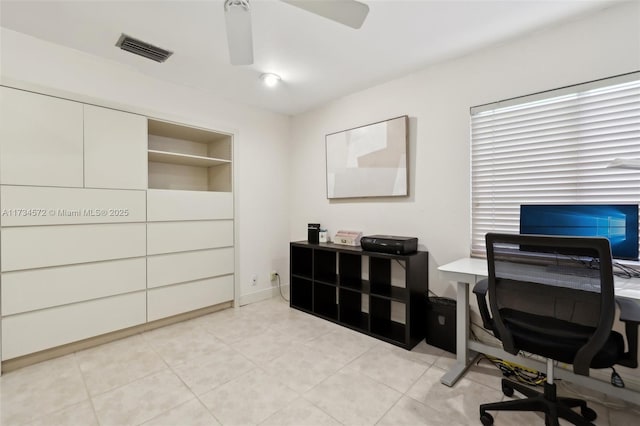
485;233;616;373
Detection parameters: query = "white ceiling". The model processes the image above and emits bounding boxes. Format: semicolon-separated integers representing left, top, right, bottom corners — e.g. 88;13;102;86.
0;0;616;115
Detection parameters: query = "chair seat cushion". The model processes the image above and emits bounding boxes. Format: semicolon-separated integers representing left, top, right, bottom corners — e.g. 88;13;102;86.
499;308;625;368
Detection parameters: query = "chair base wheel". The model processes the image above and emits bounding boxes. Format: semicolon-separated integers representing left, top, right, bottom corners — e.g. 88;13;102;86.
502;383;514;397
480;413;494;426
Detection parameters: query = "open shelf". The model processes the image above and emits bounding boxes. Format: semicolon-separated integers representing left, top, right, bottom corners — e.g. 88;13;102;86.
370;284;407;301
314;249;337;284
370;296;407;344
370;317;406;344
291;246;312;278
148;119;232;192
339;288;368;331
338;253;363;290
291;276;313;312
369;257;391;287
148;150;230;167
314;282;338;320
340;278;368;292
290;242;428;350
315;274;338;286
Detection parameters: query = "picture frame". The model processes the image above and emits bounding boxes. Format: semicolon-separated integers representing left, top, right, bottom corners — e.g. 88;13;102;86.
326;115;408;199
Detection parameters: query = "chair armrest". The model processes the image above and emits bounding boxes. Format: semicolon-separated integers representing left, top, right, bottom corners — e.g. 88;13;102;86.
473;279;493;330
473;278;488;296
616;297;639;369
616;297;640;323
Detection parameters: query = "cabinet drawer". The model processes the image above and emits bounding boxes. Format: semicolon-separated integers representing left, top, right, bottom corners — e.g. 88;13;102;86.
147;220;233;255
1;223;146;271
1;258;146;316
0;87;84;187
147;189;233;221
0;185;146;226
147;248;234;288
1;291;146;360
84;105;148;190
147;275;234;321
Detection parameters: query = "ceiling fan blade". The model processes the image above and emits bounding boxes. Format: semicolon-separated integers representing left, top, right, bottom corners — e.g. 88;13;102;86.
282;0;369;29
224;0;254;65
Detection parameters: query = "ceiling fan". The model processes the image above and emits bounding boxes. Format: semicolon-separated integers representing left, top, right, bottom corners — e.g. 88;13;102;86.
224;0;369;65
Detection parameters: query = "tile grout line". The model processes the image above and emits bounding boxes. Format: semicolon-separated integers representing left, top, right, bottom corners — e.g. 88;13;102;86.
72;352;102;426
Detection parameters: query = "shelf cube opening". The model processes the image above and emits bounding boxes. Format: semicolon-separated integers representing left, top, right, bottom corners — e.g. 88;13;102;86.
339;289;368;331
314;282;338;320
314;249;337;284
291;277;312;311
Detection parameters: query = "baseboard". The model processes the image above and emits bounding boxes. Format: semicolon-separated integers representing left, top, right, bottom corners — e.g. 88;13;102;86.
240;284;290;306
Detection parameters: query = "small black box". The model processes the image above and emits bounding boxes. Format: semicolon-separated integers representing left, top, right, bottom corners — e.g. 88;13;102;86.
425;297;456;354
308;223;320;244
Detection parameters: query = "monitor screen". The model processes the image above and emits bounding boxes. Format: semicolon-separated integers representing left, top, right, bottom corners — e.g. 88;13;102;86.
519;204;639;260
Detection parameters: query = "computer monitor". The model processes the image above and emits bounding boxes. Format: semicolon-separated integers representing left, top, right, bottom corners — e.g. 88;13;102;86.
519;204;639;261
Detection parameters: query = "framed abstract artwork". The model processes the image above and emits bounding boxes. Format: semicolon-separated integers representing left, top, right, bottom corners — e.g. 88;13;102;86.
326;115;408;199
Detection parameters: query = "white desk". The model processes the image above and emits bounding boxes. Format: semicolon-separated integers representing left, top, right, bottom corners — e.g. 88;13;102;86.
438;257;640;405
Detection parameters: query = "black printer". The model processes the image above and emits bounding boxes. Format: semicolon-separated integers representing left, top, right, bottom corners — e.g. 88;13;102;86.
360;235;418;255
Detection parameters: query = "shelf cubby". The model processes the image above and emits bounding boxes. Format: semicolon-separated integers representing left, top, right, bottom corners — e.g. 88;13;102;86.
370;284;407;301
314;282;338;320
148;119;232;192
370;296;406;344
339;252;364;290
370;317;406;344
339;288;368;331
291;276;313;312
370;257;391;286
290;241;428;350
148;150;231;168
291;246;313;278
314;249;338;285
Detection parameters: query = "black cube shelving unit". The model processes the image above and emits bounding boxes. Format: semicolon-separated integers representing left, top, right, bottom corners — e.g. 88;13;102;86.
290;241;428;349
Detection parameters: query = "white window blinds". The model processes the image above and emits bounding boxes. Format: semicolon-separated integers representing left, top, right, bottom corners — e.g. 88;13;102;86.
470;73;640;257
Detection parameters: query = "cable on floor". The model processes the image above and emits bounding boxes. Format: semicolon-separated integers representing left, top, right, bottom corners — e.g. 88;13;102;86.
276;273;289;302
478;354;547;386
482;355;640;414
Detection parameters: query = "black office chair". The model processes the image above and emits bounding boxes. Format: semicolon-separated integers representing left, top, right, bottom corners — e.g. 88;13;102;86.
473;233;639;426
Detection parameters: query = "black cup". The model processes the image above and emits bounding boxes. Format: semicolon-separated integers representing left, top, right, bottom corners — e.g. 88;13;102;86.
308;223;320;244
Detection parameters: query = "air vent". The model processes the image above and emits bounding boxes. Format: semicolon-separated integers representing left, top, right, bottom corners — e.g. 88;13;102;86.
116;34;173;63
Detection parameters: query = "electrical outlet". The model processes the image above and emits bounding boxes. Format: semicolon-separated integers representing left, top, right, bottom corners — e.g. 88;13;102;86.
251;274;257;286
270;271;278;282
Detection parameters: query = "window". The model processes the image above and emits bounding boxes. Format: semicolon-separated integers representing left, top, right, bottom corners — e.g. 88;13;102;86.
470;72;640;257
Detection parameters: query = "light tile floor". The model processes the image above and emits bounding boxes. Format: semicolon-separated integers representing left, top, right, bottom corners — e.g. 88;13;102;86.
1;297;638;425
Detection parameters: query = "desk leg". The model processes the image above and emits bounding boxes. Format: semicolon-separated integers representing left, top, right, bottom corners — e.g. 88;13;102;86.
440;280;477;386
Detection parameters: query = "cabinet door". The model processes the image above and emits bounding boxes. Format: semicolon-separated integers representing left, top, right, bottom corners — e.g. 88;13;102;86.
0;87;83;187
84;105;147;189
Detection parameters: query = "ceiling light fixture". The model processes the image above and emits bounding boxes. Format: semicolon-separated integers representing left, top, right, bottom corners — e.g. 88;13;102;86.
261;73;281;87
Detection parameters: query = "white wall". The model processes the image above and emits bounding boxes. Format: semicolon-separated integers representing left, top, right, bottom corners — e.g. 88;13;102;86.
0;28;291;303
289;2;640;299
